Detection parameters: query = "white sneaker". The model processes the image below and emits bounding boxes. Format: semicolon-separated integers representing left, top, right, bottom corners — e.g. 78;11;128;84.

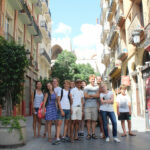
114;137;120;143
100;133;103;138
105;137;110;142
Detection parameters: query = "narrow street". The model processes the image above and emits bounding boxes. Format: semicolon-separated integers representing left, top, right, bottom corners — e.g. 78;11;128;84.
2;117;150;150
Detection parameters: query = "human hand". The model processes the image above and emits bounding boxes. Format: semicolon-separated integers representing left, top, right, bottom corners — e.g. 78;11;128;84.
61;110;65;116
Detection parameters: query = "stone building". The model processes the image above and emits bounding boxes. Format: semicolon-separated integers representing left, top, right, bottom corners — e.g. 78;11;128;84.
100;0;150;128
0;0;51;116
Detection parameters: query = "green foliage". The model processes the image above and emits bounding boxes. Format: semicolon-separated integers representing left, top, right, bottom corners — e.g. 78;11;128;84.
0;36;29;115
51;50;95;86
0;116;26;140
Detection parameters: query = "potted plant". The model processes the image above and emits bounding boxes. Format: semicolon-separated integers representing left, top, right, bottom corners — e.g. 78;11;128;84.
0;37;29;148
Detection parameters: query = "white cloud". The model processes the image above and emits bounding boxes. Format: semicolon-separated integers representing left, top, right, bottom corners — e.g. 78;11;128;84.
73;24;102;59
54;23;72;35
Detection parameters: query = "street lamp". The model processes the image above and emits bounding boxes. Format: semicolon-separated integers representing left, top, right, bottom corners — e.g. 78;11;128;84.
132;30;141;45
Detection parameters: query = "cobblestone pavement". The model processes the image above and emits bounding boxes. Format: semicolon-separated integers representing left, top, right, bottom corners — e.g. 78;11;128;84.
1;117;150;150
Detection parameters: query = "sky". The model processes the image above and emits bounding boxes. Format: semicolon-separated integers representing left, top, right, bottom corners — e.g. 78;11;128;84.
49;0;102;59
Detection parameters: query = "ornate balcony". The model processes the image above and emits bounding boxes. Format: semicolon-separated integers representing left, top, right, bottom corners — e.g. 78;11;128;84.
8;0;22;10
45;9;51;22
100;0;108;25
128;14;144;44
107;25;119;48
107;0;116;22
117;47;128;61
40;48;51;64
109;59;121;78
34;0;42;15
41;0;49;12
100;22;110;44
116;8;125;27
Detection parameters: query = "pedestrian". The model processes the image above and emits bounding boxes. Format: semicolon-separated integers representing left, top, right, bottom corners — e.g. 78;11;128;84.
96;76;105;139
52;78;62;137
100;83;120;142
31;81;44;137
42;82;58;142
116;85;136;137
84;75;99;140
78;80;87;137
70;79;84;142
67;80;75;138
53;80;71;145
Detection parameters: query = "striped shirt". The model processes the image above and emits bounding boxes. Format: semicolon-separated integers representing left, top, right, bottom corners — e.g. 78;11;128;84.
34;91;44;108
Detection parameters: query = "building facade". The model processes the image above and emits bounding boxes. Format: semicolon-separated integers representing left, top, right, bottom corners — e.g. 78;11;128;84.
100;0;150;128
0;0;51;116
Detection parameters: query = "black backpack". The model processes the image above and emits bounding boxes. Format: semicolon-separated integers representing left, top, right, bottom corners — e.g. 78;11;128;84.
60;89;71;102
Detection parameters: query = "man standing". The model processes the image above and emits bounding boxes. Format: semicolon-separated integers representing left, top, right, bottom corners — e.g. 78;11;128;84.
84;75;99;140
70;79;84;142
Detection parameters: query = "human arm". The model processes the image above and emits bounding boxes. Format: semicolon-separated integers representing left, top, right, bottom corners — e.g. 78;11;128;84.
128;100;131;115
57;96;65;116
31;91;35;114
42;93;48;110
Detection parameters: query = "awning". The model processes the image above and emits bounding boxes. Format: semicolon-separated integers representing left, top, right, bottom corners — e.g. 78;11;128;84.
109;66;121;79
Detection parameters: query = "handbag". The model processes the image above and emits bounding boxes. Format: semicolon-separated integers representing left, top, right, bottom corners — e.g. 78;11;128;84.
38;102;46;119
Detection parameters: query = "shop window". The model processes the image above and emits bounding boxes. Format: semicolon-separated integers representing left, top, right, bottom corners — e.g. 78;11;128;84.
143;51;150;65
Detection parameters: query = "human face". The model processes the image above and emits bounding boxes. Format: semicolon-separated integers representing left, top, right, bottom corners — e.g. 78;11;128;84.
81;81;86;88
64;82;70;90
97;76;102;84
70;82;75;88
36;82;42;89
52;79;58;88
89;77;95;85
101;84;107;92
47;83;52;91
76;82;82;89
121;88;126;95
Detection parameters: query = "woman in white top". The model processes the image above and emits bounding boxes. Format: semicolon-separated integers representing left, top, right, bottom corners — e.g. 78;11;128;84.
100;83;120;143
31;81;44;137
116;85;136;137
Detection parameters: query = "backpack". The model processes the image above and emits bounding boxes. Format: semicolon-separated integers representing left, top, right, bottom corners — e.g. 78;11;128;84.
60;89;71;102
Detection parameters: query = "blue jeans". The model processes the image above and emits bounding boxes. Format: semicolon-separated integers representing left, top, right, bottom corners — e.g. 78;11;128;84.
57;109;71;120
100;111;117;138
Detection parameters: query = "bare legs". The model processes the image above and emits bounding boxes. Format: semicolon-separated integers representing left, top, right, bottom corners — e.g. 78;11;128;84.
33;114;41;137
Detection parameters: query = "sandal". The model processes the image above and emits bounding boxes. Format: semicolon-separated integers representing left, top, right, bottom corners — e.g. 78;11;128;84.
129;133;136;136
86;134;91;140
121;134;127;137
92;134;98;139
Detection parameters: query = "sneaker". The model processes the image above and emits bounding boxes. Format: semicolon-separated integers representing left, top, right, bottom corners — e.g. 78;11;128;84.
52;139;61;145
61;137;66;142
105;137;110;142
114;137;120;143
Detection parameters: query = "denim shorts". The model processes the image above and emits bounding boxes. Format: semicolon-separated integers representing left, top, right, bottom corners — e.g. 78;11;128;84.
57;109;71;120
34;108;39;115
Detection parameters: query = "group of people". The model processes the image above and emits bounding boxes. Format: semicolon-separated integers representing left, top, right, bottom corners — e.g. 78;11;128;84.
31;75;135;145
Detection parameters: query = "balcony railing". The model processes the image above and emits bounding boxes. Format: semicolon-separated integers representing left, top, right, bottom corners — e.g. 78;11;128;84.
107;25;119;48
107;0;116;22
117;45;128;61
41;0;48;7
115;8;125;27
100;22;110;43
128;14;144;44
40;48;51;64
40;20;48;31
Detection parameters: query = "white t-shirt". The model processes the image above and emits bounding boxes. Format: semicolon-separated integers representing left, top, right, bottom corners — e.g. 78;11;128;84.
100;91;114;112
116;94;131;112
71;87;84;107
54;87;61;97
60;89;70;110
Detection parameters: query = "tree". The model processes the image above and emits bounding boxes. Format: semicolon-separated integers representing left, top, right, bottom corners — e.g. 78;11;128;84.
51;50;95;86
0;37;29;116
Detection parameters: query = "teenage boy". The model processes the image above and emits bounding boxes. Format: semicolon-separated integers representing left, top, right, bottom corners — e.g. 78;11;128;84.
84;75;99;140
70;79;84;142
116;85;136;137
52;80;71;145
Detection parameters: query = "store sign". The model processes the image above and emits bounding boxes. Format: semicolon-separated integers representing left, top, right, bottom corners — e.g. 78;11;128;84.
121;76;131;86
146;77;150;120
